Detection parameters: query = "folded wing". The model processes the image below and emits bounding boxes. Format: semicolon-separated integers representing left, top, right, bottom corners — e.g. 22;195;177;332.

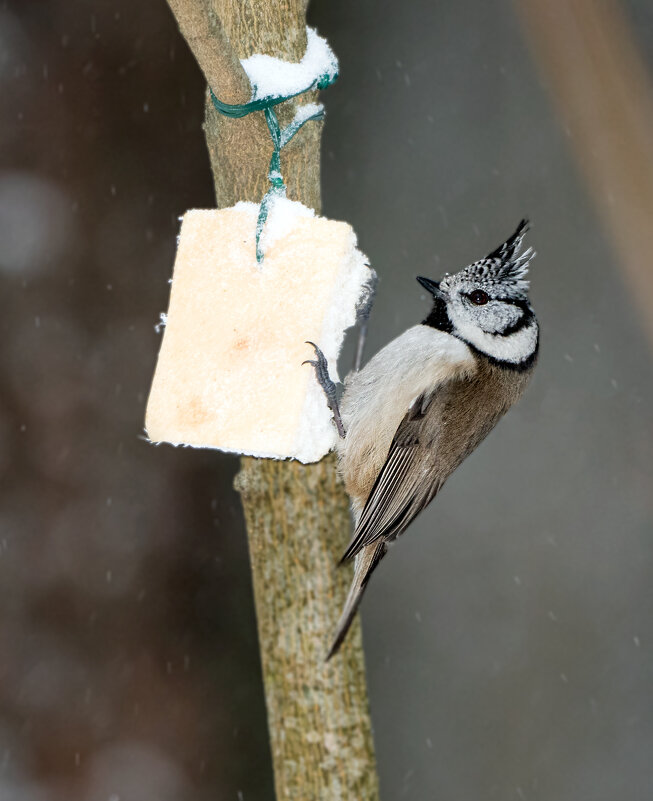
340;392;444;563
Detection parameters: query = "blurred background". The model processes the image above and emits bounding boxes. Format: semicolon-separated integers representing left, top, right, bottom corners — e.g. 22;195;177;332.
1;0;652;799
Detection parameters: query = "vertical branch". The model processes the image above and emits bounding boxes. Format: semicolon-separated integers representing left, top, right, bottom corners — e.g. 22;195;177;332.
517;0;653;349
163;1;380;799
204;0;322;209
236;458;379;800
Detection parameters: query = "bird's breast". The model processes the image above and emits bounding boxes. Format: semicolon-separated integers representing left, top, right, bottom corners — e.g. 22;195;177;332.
336;325;476;515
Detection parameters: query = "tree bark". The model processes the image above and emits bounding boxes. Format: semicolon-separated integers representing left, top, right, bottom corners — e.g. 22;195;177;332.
164;2;380;799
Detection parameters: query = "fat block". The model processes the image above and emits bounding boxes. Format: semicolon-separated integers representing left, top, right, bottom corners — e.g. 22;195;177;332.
145;202;372;463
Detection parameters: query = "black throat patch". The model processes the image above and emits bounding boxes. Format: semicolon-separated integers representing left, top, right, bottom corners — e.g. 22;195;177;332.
423;297;453;334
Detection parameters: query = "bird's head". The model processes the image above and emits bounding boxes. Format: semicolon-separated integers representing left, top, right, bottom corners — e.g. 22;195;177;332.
417;219;539;368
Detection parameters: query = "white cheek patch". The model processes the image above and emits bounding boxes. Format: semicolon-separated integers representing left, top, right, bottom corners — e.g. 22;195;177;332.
476;301;521;334
453;315;538;364
447;293;537;364
449;296;521;335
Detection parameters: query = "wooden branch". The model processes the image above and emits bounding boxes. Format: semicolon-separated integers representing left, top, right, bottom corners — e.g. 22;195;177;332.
164;1;380;798
516;0;653;349
202;1;322;210
236;458;379;800
166;0;248;102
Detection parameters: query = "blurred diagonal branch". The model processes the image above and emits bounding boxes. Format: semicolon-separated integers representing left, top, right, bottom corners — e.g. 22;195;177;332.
164;1;380;799
517;0;653;348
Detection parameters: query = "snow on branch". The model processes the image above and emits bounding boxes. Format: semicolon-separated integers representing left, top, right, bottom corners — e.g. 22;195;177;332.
241;27;338;101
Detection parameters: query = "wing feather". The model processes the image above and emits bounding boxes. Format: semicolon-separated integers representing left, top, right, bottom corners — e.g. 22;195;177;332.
340;394;442;563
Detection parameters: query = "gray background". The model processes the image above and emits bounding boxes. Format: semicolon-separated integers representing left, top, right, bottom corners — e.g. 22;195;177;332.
0;1;652;799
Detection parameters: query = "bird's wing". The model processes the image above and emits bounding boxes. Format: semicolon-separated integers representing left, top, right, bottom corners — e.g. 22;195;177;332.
340;391;445;563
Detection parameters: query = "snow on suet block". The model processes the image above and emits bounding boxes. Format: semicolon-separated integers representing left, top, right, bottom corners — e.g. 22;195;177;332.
145;200;373;463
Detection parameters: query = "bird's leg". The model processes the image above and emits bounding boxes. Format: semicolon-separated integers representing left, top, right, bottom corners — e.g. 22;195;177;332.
353;321;368;373
303;342;346;438
352;269;377;373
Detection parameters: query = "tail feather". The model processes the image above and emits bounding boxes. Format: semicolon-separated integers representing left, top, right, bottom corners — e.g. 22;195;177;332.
326;542;387;661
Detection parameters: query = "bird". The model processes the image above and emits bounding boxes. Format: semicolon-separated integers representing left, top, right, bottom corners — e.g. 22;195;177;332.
304;219;539;659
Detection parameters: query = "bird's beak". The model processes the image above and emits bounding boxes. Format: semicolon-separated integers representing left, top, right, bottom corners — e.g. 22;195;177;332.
417;276;444;299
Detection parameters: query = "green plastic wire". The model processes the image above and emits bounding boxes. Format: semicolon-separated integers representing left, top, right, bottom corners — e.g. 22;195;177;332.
210;69;338;262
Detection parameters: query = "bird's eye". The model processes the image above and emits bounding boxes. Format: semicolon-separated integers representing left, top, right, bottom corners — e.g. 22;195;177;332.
469;290;489;305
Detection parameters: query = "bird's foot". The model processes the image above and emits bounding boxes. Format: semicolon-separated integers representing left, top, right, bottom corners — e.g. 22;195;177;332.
303;341;346;438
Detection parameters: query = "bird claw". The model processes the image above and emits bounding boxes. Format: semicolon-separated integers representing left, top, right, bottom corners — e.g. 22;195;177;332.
303;341;346;438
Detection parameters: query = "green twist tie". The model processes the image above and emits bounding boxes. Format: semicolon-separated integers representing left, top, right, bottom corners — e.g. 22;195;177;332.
210;68;337;263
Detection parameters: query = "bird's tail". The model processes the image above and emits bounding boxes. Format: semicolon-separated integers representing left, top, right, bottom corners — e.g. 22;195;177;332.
326;542;387;661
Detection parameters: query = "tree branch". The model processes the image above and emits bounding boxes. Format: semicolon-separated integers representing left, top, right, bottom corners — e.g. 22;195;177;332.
164;1;380;798
166;0;249;102
517;0;653;349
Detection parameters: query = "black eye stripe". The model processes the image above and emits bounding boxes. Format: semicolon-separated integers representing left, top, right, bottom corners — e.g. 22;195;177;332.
502;312;533;336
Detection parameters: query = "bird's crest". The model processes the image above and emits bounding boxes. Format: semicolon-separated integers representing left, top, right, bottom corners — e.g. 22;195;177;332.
452;219;535;298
